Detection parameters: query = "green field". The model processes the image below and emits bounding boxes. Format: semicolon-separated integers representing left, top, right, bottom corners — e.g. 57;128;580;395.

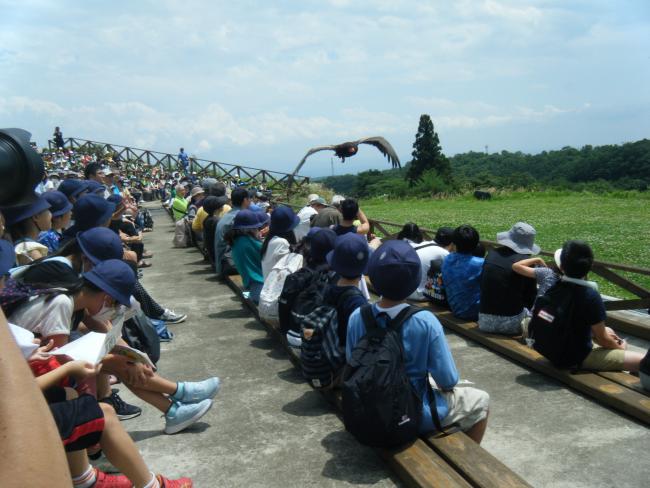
357;191;650;297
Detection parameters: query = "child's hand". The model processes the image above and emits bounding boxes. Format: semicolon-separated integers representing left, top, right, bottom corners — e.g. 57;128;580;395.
28;339;55;362
534;258;547;267
65;360;101;379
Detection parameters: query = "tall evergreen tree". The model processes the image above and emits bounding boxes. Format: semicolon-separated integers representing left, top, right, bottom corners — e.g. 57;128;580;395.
406;114;451;184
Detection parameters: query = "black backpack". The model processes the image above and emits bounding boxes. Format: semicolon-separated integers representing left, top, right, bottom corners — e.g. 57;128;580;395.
278;268;336;335
122;310;161;365
528;282;578;368
300;287;363;389
342;304;426;448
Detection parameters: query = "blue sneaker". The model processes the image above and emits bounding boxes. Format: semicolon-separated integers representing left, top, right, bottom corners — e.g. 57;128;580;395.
173;377;221;404
164;399;213;435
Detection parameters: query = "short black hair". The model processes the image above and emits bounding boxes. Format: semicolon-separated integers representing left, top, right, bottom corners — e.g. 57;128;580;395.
434;227;454;247
560;240;593;278
208;182;226;197
84;162;102;179
231;188;249;207
452;225;480;254
397;222;423;244
340;198;359;221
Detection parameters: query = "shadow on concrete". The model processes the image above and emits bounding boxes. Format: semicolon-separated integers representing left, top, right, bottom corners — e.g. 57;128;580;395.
243;320;265;331
515;372;563;391
277;367;304;384
130;422;211;442
249;337;275;350
192;268;216;275
187;259;209;266
203;275;221;282
282;390;331;417
209;309;251;319
320;431;395;485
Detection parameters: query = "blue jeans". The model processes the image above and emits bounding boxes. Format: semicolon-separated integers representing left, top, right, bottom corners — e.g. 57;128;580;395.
248;281;263;305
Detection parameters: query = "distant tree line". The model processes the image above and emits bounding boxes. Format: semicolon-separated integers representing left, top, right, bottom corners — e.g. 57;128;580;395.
320;137;650;198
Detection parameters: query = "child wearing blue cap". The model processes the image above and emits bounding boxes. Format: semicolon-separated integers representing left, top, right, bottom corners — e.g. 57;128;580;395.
38;191;73;253
346;240;490;444
225;209;269;303
1;195;52;264
324;233;369;346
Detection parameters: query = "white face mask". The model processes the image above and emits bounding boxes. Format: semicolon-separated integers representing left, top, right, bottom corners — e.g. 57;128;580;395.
93;300;119;322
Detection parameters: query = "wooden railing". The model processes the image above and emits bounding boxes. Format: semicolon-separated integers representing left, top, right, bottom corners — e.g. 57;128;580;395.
367;219;650;312
47;137;310;192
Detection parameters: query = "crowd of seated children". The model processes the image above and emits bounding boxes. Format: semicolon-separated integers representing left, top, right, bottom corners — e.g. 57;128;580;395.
346;240;490;443
478;222;539;335
0;140;234;485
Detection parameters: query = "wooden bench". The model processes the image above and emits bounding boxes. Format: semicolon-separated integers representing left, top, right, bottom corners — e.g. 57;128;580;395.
607;310;650;342
225;274;531;488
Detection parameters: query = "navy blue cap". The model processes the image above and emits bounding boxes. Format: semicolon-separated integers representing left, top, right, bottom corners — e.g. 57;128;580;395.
83;259;135;306
368;240;421;300
0;239;16;276
42;191;73;218
233;209;266;230
77;227;124;264
71;194;116;231
248;203;264;213
0;195;51;226
106;194;123;207
58;179;88;199
309;228;337;263
85;180;106;195
326;233;370;278
270;205;300;235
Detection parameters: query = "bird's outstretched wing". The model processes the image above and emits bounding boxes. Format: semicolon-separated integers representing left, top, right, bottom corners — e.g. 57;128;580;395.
356;136;401;168
291;145;336;176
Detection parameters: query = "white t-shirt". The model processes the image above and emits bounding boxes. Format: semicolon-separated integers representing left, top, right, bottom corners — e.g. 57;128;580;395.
9;294;74;338
408;240;449;301
262;236;291;279
295;206;317;241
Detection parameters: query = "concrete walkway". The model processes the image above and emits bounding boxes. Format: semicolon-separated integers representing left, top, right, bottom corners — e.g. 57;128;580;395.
119;205;649;488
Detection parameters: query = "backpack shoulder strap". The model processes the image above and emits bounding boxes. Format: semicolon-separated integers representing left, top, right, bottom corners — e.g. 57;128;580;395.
389;305;426;333
414;242;439;251
359;304;378;331
336;287;364;308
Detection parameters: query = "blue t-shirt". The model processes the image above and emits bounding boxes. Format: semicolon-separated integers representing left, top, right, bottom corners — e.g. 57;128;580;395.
231;235;264;288
38;229;62;254
442;253;484;320
346;304;459;433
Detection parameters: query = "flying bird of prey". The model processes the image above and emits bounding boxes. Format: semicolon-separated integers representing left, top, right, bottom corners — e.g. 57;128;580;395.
291;136;401;176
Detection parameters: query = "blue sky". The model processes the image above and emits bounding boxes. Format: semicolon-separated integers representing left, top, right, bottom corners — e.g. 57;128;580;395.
1;0;648;176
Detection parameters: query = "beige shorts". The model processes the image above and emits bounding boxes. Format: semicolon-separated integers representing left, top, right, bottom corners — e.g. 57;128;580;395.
581;347;626;371
440;386;490;432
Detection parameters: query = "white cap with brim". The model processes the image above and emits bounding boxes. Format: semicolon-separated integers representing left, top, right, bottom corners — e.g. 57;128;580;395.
554;248;563;270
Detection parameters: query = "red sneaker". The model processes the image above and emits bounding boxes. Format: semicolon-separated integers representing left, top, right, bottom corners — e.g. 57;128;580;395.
157;475;193;488
92;468;132;488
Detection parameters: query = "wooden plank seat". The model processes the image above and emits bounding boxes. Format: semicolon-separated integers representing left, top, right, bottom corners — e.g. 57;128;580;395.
224;274;531;488
607;311;650;342
401;299;650;424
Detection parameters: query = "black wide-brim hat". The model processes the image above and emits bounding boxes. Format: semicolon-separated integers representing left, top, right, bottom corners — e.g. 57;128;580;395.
0;128;45;207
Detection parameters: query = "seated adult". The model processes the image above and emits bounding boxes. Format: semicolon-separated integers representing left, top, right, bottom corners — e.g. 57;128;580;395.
261;205;299;279
1;195;52;264
192;182;230;237
347;240;489;443
225;209;269;304
531;240;646;372
38;191;73;253
332;198;370;236
187;186;205;221
310;197;341;229
294;194;319;241
397;223;453;302
324;233;369;347
478;222;539;335
441;225;484;320
171;184;188;221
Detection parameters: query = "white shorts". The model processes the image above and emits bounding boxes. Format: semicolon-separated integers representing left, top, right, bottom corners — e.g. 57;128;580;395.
440;386;490;432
